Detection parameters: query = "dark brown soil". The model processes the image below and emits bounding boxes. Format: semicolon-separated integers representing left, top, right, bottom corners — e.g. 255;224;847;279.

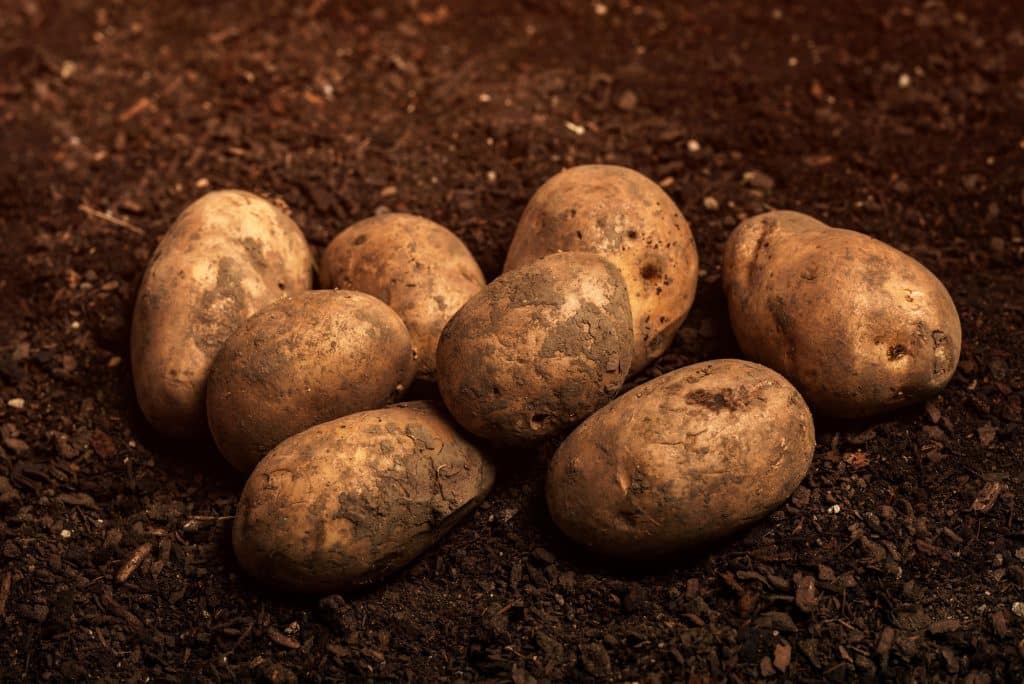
2;0;1023;681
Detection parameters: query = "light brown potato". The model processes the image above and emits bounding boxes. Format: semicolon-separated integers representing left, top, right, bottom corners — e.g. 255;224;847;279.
547;359;815;556
232;400;495;593
206;290;416;473
722;210;962;418
504;164;699;375
436;252;632;444
131;190;312;438
319;213;486;380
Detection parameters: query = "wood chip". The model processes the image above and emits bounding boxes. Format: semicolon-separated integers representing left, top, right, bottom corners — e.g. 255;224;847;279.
57;492;97;508
267;627;301;649
876;626;895;655
978;423;997;446
794;574;818;612
971;481;1004;512
117;542;153;583
0;571;11;617
773;642;792;671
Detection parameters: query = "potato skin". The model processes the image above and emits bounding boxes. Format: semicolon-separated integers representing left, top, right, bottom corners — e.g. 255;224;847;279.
131;190;312;438
547;359;815;556
232;401;495;593
319;213;486;380
436;252;633;444
504;165;699;375
206;290;416;473
722;210;962;418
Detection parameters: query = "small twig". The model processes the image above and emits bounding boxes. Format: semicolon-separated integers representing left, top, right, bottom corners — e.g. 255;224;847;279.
100;590;143;632
267;627;301;649
182;515;234;533
79;203;146;236
116;542;153;583
0;571;11;617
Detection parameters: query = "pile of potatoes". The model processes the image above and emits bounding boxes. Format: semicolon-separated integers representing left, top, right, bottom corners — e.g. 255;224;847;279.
131;167;961;593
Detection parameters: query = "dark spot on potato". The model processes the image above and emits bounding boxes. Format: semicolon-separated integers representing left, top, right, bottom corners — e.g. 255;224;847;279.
191;257;250;354
767;296;793;335
640;263;660;280
685;389;742;411
239;237;268;269
627;230;639;240
352;234;368;245
887;344;907;361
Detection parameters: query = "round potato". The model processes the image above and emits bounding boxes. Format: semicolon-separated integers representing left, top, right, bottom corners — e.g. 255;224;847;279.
232;401;495;593
436;251;633;444
722;210;962;418
206;290;416;472
319;213;486;380
547;359;815;556
130;190;312;438
504;164;699;375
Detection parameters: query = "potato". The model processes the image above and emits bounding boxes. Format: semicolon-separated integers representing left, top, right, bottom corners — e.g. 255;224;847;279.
131;190;312;438
546;359;815;556
722;210;961;418
319;213;486;380
436;251;633;444
504;164;699;375
232;400;495;593
206;290;416;472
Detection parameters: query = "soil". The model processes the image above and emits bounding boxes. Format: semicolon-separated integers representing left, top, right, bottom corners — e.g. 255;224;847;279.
2;0;1023;681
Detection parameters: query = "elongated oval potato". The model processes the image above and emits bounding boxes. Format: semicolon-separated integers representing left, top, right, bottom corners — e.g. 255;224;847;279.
319;213;486;380
547;359;815;556
131;190;313;438
436;252;633;444
504;165;699;375
232;401;495;593
206;290;416;473
722;210;962;418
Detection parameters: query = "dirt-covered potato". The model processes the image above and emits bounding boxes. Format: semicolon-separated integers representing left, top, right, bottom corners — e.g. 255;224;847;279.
504;164;699;375
436;252;632;444
319;213;486;380
206;290;415;473
547;359;815;556
232;400;495;593
722;210;962;418
131;190;312;438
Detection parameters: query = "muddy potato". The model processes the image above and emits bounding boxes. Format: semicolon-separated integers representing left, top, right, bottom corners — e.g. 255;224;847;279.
436;252;632;444
547;359;815;556
131;190;312;438
319;213;486;380
722;210;962;418
206;290;416;472
232;401;495;593
504;164;699;375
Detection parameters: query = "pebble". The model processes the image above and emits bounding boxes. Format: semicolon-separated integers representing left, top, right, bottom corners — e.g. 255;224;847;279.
564;121;586;136
6;398;25;409
703;196;720;211
1012;602;1024;618
615;90;638;111
686;139;701;153
743;170;775;190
